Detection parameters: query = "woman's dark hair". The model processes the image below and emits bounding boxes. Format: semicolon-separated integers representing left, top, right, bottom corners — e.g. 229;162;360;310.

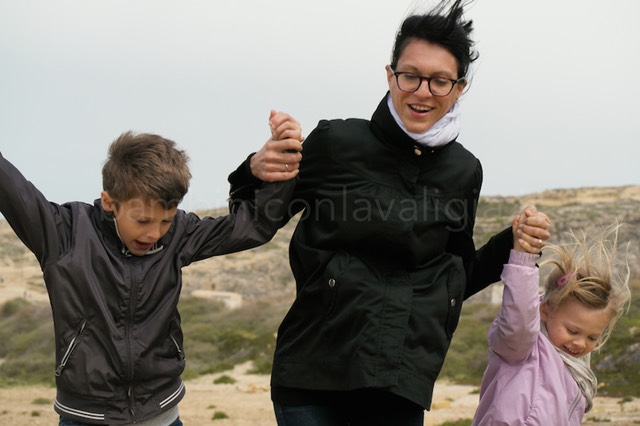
391;0;478;79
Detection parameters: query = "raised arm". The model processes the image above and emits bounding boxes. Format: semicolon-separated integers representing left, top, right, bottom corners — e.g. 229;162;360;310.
228;110;302;203
487;211;551;363
184;112;302;262
488;249;541;363
460;205;552;299
249;110;303;182
0;152;68;266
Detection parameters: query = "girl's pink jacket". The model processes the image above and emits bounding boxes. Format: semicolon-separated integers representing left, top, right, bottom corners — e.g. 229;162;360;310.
472;250;586;426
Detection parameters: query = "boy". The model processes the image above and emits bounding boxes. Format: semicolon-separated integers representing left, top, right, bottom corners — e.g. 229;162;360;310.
0;115;302;425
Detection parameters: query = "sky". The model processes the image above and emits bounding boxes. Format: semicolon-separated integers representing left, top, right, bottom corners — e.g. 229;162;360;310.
1;0;639;212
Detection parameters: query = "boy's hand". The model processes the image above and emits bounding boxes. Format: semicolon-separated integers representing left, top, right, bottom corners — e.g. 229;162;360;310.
250;110;303;182
512;205;552;254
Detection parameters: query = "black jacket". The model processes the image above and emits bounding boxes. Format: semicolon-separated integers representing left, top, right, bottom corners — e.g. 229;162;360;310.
229;94;512;409
0;152;294;424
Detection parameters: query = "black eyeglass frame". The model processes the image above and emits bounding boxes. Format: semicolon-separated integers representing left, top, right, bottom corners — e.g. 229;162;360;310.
390;68;465;97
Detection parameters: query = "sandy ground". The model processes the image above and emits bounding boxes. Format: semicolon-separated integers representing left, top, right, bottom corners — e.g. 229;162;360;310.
1;361;639;425
1;236;640;425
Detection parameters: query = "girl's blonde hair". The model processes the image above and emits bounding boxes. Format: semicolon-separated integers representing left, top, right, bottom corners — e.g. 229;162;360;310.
540;223;631;350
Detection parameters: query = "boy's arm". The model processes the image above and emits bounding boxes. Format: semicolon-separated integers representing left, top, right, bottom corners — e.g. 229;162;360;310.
179;111;302;262
488;249;541;364
182;179;295;263
0;152;65;266
227;155;264;210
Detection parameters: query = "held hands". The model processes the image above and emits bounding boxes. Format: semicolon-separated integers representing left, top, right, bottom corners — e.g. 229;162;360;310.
249;110;304;182
512;205;552;254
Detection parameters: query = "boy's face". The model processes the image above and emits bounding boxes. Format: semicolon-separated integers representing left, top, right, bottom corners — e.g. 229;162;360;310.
541;297;611;358
101;192;177;256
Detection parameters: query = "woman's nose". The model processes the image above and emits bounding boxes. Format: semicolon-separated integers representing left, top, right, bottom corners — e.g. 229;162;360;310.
418;80;434;97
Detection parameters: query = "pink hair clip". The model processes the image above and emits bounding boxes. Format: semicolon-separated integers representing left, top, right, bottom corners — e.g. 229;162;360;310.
556;273;575;287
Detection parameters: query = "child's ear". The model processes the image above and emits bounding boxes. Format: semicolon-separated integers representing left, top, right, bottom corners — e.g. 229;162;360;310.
540;301;550;322
101;191;116;212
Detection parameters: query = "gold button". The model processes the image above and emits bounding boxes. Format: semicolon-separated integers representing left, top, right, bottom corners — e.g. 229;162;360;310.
414;147;422;156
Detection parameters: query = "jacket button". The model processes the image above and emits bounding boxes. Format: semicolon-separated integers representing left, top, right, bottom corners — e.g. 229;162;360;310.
450;298;457;307
413;147;422;156
328;278;336;288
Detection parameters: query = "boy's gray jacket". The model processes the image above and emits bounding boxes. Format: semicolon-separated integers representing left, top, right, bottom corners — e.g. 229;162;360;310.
0;152;293;424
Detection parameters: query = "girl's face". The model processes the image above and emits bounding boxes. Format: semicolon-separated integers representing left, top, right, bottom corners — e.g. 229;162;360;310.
541;297;612;357
386;39;466;134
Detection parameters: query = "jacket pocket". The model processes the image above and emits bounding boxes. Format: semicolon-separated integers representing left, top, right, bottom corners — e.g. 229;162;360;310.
403;254;466;381
145;329;187;380
444;256;466;339
55;320;88;376
412;252;465;339
321;250;350;316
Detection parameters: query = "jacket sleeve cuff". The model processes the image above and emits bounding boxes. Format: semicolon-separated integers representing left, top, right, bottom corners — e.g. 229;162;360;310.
508;250;538;267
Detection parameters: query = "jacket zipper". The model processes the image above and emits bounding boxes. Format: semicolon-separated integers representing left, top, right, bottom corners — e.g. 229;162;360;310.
170;335;185;360
55;320;87;376
126;265;140;418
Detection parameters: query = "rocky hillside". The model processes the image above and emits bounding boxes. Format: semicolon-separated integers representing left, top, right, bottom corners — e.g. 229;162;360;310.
1;185;639;302
1;185;639;400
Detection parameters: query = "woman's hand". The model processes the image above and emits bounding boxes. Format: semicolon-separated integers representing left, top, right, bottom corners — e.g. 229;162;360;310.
250;110;303;182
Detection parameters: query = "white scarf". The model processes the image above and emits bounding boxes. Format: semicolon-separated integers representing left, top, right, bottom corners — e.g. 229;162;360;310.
387;94;462;148
541;322;598;413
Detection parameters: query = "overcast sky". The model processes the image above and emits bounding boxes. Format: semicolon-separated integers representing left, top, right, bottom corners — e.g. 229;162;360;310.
1;0;638;212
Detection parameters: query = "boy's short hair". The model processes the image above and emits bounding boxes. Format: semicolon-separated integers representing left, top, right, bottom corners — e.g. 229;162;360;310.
102;131;191;209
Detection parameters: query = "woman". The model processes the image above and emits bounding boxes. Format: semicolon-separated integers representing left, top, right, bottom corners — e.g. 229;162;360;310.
229;1;551;425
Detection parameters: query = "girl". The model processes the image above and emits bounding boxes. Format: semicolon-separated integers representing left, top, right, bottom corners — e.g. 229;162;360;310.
472;221;632;425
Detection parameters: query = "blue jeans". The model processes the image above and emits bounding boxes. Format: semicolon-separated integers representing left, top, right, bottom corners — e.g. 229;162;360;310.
59;417;183;426
273;395;424;426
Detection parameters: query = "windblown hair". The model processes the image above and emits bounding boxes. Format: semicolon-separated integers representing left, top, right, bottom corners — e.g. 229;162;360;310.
541;223;632;350
102;131;191;209
391;0;478;79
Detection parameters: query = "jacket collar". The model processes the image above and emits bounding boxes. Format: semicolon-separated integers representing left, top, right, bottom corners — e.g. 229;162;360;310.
369;92;454;155
93;198;165;257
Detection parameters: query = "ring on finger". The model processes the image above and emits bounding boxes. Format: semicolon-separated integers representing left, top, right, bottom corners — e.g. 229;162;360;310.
284;163;289;172
537;238;542;246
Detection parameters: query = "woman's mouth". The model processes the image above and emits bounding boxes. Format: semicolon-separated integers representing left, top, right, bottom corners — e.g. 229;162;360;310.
410;104;433;113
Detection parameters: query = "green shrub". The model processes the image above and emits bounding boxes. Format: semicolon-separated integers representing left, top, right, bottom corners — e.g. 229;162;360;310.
439;302;499;386
0;299;55;387
591;279;640;397
179;296;286;379
213;374;236;385
586;417;611;423
436;419;472;426
212;411;229;420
